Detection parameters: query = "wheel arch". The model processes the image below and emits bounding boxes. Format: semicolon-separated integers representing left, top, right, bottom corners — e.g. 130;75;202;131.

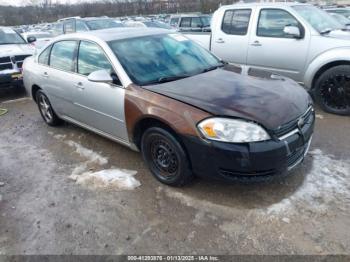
132;116;182;151
31;84;42;103
304;48;350;89
311;60;350;90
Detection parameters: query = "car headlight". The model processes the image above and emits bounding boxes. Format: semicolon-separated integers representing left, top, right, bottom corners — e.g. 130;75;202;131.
197;118;270;143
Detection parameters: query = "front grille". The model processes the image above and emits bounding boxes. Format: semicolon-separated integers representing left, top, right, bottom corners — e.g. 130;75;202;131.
286;147;304;167
0;56;11;63
0;63;13;70
219;168;276;178
273;106;313;138
14;55;31;62
16;62;23;69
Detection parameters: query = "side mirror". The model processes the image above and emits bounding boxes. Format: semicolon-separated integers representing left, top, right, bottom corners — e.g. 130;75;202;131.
87;70;113;83
283;25;301;38
27;36;37;43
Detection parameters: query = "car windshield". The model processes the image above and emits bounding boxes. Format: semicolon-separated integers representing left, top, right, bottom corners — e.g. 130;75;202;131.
108;34;222;85
0;28;26;44
143;21;172;29
293;5;344;33
200;16;211;27
328;9;350;17
86;19;124;30
330;13;350;26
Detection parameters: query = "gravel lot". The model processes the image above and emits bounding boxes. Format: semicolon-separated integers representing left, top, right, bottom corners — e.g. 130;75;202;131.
0;91;349;255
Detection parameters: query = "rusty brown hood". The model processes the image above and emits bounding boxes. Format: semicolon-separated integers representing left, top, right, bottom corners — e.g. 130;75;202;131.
142;68;311;130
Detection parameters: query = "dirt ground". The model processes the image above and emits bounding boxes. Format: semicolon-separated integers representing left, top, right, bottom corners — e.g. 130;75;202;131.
0;90;349;255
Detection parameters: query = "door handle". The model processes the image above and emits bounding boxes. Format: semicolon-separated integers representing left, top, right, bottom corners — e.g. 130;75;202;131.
75;82;85;90
251;40;262;47
215;38;225;44
43;72;49;78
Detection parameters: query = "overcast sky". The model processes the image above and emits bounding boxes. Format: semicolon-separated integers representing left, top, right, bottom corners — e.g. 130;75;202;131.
0;0;95;6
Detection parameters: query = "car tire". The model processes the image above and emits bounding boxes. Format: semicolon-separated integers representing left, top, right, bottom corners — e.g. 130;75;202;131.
141;127;193;187
314;65;350;115
36;90;62;126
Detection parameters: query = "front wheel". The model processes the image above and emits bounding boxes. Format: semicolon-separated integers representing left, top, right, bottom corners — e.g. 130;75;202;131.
36;90;62;126
314;65;350;115
141;127;193;187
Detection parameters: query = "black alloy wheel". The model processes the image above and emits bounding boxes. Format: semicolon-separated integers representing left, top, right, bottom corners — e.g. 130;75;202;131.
314;65;350;115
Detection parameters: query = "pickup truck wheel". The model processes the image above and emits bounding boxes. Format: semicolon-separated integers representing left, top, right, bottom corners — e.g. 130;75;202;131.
141;127;193;187
314;65;350;115
36;90;62;126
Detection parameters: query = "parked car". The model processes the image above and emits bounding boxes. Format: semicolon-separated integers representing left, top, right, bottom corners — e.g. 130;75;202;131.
185;3;350;115
325;7;350;19
124;20;172;29
0;27;34;90
58;17;124;34
329;13;350;30
23;28;314;186
169;14;211;32
21;31;53;49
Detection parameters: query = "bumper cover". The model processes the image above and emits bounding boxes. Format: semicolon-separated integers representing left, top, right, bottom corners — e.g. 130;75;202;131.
0;72;23;89
181;113;315;181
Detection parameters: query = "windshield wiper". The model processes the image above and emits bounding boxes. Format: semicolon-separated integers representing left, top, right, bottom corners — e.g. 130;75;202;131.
320;28;343;34
144;74;191;85
199;63;225;74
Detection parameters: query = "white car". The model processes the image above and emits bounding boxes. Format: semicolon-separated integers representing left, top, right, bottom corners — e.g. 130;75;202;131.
0;27;34;90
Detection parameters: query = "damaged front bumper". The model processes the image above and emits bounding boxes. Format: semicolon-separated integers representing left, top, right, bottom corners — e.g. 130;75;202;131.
181;112;315;181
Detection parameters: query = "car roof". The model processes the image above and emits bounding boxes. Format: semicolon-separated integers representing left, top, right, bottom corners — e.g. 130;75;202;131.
80;17;113;21
54;27;171;42
219;2;311;9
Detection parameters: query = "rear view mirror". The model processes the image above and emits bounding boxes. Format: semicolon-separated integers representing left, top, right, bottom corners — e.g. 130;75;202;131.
283;25;301;38
27;36;36;43
88;70;113;83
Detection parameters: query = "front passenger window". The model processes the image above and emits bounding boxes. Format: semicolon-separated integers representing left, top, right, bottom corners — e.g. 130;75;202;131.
77;41;113;76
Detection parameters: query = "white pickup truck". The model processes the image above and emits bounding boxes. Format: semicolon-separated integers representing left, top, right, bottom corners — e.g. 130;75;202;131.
185;2;350;115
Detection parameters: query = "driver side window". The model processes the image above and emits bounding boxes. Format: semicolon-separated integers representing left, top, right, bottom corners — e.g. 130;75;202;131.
257;9;300;38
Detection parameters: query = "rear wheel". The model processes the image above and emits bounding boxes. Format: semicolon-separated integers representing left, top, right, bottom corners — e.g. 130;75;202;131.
314;65;350;115
141;127;193;186
36;90;62;126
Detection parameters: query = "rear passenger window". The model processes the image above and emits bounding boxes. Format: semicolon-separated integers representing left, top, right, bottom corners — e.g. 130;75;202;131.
50;41;77;72
191;17;202;28
78;41;112;76
222;9;251;35
38;45;51;65
257;9;300;38
180;17;191;27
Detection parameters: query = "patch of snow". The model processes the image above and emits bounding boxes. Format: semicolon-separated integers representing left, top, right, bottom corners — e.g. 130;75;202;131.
262;149;350;216
74;169;140;190
53;134;66;140
69;163;88;181
282;217;290;224
65;140;108;165
315;114;324;119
